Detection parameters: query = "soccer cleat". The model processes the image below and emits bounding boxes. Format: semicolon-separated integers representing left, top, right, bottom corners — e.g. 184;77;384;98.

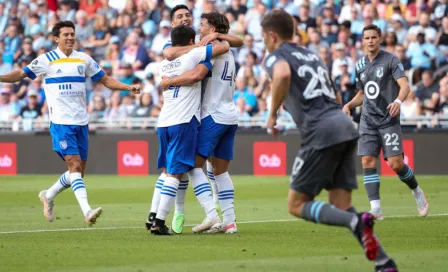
412;188;429;217
85;207;102;226
146;213;156;230
359;213;379;261
204;222;238;234
38;190;54;222
223;222;237;234
192;216;221;233
369;208;384;221
375;258;399;272
171;212;185;234
151;224;172;235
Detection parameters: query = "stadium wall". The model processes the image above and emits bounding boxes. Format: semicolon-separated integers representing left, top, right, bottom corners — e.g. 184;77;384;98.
0;131;446;175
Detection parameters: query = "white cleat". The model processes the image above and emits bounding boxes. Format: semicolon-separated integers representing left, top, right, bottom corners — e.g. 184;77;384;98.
369;208;384;221
192;216;221;233
413;188;429;217
223;222;237;234
204;222;238;234
85;207;103;226
38;190;54;222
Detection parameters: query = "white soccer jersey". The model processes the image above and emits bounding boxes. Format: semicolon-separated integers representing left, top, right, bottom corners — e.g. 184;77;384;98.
201;50;238;125
158;44;213;127
23;47;104;126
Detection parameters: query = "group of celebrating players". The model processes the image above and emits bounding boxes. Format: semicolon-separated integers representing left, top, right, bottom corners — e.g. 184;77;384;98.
0;4;435;271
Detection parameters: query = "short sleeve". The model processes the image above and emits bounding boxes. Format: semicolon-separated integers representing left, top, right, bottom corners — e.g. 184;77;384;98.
188;45;213;71
85;54;105;82
390;56;406;81
354;62;364;90
22;54;49;80
263;53;284;79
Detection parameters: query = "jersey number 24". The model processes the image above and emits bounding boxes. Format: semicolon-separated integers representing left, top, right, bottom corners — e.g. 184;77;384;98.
298;65;335;100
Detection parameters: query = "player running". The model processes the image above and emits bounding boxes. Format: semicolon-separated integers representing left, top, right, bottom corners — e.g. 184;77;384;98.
0;21;140;225
343;25;429;220
262;10;398;271
160;12;238;234
150;25;230;235
146;5;243;234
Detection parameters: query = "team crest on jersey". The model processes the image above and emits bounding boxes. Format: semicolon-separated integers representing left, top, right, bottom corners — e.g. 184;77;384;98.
32;60;38;66
59;140;68;150
376;67;384;78
77;65;84;75
398;63;404;71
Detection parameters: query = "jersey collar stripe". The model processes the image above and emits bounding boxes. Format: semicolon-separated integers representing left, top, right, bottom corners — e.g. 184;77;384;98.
52;51;60;60
45;76;86;84
49;58;86;65
45;53;53;62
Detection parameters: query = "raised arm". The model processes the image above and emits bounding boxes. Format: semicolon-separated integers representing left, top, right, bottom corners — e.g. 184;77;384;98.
211;40;230;57
0;69;27;83
163;44;198;61
99;75;140;94
200;33;244;48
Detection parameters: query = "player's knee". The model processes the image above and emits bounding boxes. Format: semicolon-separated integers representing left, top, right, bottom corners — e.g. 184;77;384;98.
389;159;404;173
66;157;82;173
361;156;376;168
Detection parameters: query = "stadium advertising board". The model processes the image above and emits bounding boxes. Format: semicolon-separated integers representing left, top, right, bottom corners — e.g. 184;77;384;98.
0;142;16;175
253;141;287;176
117;141;149;176
381;140;415;176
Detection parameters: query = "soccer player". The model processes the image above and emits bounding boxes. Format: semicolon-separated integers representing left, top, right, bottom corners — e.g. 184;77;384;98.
146;5;243;234
160;12;238;234
343;25;429;220
0;21;140;225
150;25;230;235
262;10;398;271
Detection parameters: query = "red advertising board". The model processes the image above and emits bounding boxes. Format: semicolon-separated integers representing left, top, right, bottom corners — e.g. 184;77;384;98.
381;139;414;176
253;141;287;176
0;142;17;175
117;141;149;176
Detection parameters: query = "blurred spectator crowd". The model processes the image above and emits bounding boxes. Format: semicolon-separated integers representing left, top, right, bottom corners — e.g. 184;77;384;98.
0;0;447;131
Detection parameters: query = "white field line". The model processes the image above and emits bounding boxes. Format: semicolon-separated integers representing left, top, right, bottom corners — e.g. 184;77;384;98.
1;213;447;235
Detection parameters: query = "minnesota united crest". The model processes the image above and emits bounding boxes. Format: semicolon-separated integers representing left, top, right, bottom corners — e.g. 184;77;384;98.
376;66;384;78
77;65;84;75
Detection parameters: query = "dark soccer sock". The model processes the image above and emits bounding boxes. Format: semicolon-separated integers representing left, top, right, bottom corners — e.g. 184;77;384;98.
346;207;390;265
397;164;418;190
301;201;358;230
363;168;380;201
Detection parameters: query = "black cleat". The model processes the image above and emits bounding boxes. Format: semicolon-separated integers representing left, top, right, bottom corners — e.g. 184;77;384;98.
145;213;156;230
150;224;172;235
375;259;398;272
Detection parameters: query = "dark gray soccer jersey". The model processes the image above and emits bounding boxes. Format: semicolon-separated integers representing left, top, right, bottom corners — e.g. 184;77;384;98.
355;50;406;129
264;43;358;149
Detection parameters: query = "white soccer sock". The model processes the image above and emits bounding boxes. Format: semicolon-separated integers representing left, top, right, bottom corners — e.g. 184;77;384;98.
150;173;166;214
174;173;188;214
156;177;179;220
206;161;219;205
70;172;92;217
370;199;381;210
46;171;71;200
189;168;218;219
215;172;235;225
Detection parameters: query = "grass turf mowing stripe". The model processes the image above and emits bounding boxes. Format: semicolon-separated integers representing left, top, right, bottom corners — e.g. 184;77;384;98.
1;212;447;235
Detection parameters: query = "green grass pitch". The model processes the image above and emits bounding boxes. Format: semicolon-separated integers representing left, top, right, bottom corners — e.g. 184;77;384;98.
0;175;447;272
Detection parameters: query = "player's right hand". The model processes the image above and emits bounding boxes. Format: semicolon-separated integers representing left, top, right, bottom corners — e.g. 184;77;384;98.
130;84;141;95
159;78;170;90
267;115;278;137
342;105;351;116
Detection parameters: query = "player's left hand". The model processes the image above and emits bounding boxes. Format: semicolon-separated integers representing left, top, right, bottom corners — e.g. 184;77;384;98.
267;115;278;137
387;102;401;117
200;33;219;46
159;78;170;90
130;84;141;95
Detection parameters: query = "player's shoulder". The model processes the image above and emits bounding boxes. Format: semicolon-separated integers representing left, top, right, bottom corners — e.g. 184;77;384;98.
380;50;399;63
355;55;368;73
73;50;93;61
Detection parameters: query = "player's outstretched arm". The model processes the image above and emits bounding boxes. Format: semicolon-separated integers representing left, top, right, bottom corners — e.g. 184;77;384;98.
163;44;198;61
267;60;291;136
210;40;230;57
200;33;243;48
343;90;364;116
0;70;27;83
159;65;209;90
99;75;141;94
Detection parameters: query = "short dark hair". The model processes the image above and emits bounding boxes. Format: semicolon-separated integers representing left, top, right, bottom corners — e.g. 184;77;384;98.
170;5;190;20
52;20;75;37
171;25;196;46
201;12;230;34
260;9;294;40
362;24;381;38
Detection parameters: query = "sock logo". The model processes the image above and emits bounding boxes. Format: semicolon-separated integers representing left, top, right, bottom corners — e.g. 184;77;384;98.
253;142;286;176
117;141;148;176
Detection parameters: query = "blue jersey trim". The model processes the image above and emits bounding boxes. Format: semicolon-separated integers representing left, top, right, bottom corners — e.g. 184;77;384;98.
91;70;105;82
205;45;212;62
45;76;86;84
163;43;172;50
199;60;212;71
22;67;37;80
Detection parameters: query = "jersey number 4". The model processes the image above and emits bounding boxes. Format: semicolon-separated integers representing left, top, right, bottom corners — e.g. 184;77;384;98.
298;65;335;100
221;61;233;86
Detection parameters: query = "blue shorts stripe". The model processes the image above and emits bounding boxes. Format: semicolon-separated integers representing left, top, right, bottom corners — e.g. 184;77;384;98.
314;202;325;223
160;192;176;197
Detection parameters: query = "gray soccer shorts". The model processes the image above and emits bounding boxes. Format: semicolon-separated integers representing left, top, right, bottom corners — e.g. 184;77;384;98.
290;140;358;198
357;123;403;159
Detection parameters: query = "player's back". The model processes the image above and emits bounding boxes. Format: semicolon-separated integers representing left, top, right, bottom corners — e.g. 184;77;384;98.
201;50;238;125
264;43;358;149
158;46;211;127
